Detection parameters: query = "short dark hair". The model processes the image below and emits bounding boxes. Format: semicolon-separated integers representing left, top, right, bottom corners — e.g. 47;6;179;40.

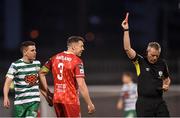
20;41;36;53
147;42;161;53
67;36;85;47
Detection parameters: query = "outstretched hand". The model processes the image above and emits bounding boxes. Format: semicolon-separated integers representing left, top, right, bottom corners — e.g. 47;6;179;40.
121;12;129;30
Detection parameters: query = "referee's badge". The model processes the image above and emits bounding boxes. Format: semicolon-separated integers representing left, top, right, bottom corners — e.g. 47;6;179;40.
158;71;163;79
146;68;150;71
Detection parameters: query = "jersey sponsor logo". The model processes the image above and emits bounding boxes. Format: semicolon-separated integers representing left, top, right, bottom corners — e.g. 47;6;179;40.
56;55;72;61
123;91;129;99
79;64;84;74
55;83;66;92
24;74;38;86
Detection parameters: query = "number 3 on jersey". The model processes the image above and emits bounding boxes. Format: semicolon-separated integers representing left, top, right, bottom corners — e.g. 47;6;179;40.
57;63;64;80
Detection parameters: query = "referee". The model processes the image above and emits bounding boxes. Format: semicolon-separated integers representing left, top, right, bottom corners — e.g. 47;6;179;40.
121;13;171;117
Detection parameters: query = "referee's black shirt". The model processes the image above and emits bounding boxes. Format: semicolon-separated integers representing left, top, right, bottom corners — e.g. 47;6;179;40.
132;54;169;98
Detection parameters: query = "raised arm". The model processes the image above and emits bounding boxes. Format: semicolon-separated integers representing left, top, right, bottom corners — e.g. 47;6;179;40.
122;12;136;59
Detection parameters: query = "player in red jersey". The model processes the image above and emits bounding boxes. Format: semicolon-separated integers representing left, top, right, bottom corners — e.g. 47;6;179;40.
39;36;95;117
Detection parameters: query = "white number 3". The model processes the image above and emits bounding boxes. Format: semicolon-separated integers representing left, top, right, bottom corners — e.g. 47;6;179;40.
57;63;64;80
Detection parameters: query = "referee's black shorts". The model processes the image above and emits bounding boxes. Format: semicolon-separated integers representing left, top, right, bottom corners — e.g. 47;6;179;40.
136;97;169;117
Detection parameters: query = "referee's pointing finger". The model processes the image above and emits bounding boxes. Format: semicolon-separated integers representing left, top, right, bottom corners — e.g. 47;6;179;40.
125;12;129;22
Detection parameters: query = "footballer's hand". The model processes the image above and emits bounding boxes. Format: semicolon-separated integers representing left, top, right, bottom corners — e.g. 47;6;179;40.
162;84;169;92
47;89;53;98
3;97;10;109
162;78;170;92
46;96;53;107
88;103;95;114
46;89;53;107
116;100;123;110
121;12;129;30
41;89;53;107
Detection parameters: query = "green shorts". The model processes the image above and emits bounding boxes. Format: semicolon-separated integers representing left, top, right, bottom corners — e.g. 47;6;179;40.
14;101;40;117
124;110;136;117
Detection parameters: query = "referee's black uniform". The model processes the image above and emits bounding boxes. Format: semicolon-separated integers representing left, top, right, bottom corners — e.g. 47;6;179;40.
132;54;170;117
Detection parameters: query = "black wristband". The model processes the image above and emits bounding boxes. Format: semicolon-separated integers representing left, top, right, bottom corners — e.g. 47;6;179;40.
123;29;129;31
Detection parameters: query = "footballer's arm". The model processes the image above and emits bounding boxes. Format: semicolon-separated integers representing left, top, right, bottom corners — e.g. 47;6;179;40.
39;67;53;106
3;77;12;108
39;66;49;92
77;78;95;114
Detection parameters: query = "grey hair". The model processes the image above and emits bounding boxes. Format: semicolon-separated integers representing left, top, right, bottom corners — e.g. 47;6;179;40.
147;42;161;53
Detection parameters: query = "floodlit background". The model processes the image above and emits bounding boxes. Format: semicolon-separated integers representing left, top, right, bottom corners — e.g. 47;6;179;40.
0;0;180;117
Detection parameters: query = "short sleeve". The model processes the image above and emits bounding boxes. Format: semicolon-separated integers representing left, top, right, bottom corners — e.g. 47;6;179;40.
6;63;17;79
75;60;85;79
38;61;41;67
120;85;126;97
163;60;169;78
36;61;41;71
131;54;143;63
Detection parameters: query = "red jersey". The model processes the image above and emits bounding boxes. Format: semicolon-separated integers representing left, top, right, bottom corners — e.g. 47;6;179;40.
44;51;85;105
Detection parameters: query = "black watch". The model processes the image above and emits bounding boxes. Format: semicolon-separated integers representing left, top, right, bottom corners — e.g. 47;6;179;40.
123;29;129;31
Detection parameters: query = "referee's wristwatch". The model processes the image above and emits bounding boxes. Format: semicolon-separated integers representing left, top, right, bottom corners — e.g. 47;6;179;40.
123;29;129;31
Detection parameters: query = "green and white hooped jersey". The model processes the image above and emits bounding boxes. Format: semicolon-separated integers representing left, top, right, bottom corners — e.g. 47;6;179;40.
6;59;41;105
121;83;137;111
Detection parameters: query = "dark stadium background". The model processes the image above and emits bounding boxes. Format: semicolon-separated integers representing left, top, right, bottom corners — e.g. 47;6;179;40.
0;0;180;117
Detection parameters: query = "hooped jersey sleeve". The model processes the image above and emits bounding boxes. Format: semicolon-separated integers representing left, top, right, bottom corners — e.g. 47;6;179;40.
6;63;17;79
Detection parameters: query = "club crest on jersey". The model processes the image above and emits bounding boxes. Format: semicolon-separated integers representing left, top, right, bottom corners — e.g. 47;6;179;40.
158;71;164;79
146;68;150;71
